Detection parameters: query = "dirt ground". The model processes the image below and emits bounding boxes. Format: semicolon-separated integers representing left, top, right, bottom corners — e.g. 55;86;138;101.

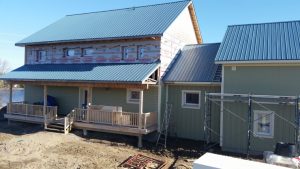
0;120;203;169
0;119;262;169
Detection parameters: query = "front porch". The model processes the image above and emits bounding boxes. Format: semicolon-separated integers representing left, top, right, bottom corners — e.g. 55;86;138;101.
1;62;160;147
4;82;158;147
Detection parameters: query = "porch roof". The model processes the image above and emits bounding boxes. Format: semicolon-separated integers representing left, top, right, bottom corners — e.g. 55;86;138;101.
0;62;160;84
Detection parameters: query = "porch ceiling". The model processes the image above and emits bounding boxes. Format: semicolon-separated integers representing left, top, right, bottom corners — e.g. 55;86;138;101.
0;62;160;88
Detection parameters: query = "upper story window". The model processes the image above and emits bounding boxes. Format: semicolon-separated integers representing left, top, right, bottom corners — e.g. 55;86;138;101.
138;46;146;59
82;48;94;57
182;90;201;109
253;110;274;138
64;49;75;57
122;47;130;60
36;50;46;62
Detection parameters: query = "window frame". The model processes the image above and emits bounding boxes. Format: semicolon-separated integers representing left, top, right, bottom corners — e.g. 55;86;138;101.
137;46;146;60
126;89;140;104
122;46;130;60
82;47;94;57
64;48;76;57
253;110;274;138
181;90;201;109
36;50;47;62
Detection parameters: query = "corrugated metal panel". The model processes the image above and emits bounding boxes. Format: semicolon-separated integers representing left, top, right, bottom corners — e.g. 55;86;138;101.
215;20;300;62
0;63;159;83
16;0;191;46
163;43;221;82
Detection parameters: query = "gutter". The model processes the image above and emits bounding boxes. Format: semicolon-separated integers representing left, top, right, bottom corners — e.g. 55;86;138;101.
163;82;221;86
215;60;300;65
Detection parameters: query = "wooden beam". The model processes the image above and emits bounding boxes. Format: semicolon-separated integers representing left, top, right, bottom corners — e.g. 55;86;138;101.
188;4;202;44
10;80;148;89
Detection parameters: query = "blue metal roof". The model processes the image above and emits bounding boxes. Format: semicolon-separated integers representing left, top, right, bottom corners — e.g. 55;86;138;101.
16;0;191;46
0;63;160;83
215;20;300;63
163;43;221;83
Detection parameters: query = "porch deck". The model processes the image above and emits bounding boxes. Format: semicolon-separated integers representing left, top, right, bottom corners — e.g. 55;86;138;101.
71;108;157;136
5;103;57;124
5;103;158;136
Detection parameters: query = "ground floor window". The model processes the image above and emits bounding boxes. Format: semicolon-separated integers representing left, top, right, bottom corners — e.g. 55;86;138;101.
253;110;274;138
127;89;140;104
181;90;201;109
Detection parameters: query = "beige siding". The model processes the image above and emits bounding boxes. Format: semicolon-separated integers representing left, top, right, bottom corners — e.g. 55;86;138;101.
160;7;199;75
25;40;160;65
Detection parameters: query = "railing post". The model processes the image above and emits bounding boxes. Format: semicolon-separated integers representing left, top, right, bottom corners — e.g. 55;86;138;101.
25;104;28;116
144;113;147;129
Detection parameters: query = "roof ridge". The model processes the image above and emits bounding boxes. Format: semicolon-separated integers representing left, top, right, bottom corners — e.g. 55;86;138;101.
66;0;191;17
228;20;300;27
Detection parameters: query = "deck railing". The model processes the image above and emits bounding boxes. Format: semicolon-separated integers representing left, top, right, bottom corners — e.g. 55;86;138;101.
72;108;157;129
7;103;58;120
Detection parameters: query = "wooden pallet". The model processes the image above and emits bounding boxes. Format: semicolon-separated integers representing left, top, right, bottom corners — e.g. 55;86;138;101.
119;154;166;169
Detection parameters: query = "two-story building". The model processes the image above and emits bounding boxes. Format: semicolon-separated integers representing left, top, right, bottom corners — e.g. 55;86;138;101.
0;0;202;147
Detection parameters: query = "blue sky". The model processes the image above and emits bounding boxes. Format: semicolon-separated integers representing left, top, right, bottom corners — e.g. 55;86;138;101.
0;0;299;69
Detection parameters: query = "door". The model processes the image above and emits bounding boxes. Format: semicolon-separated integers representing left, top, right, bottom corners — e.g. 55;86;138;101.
79;87;92;108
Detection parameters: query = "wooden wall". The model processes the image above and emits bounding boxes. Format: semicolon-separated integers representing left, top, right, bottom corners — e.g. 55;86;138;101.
25;40;160;64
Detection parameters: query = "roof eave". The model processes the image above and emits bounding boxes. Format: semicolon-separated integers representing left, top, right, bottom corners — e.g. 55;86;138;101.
188;3;202;44
15;34;163;47
215;60;300;65
163;81;221;86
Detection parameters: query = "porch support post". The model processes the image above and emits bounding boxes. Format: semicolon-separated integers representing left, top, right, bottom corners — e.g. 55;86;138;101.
43;85;48;129
7;83;13;125
138;90;144;148
8;83;13;112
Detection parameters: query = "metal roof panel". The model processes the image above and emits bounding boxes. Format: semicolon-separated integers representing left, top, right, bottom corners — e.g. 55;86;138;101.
215;20;300;63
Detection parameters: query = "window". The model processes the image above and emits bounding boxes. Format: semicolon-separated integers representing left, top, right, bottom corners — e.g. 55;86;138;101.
253;110;274;138
138;46;146;59
36;50;46;62
182;90;201;109
127;89;140;104
64;49;75;57
82;48;94;56
123;47;130;60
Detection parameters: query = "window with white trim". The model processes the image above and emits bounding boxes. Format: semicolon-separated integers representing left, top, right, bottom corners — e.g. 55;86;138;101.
127;89;140;104
253;110;274;138
181;90;201;109
36;50;46;62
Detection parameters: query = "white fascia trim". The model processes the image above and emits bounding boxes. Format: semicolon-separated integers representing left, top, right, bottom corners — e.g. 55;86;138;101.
215;60;300;65
141;64;161;84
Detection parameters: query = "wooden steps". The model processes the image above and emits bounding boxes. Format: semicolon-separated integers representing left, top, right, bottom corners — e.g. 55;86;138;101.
46;118;66;133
